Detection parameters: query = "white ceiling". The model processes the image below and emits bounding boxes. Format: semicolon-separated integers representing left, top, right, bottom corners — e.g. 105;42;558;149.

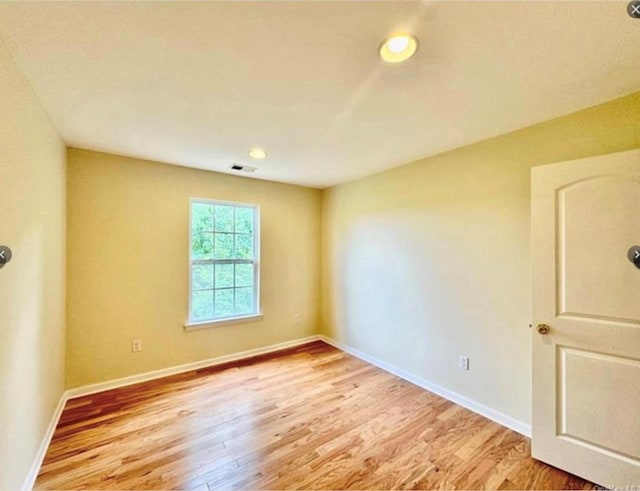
0;1;639;188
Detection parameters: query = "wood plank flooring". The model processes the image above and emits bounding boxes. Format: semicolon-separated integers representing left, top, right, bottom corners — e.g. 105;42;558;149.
35;341;594;490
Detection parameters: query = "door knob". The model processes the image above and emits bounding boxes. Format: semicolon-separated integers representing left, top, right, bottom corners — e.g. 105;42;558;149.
536;323;551;335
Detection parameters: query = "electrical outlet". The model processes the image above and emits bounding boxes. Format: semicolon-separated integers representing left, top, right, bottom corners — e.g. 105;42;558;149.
293;314;301;324
132;339;142;352
459;355;469;371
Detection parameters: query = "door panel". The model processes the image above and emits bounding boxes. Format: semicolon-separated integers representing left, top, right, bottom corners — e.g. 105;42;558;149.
558;176;640;323
558;346;640;460
532;149;640;487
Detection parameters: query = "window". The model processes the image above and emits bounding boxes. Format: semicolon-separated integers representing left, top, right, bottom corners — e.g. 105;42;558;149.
187;198;260;327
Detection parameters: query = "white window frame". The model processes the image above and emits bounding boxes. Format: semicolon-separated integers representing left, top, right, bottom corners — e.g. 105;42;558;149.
184;197;262;330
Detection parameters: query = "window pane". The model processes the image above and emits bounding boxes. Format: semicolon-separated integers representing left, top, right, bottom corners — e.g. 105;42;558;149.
235;234;253;259
192;264;213;290
235;287;254;315
235;263;253;288
192;290;213;321
214;289;234;317
215;263;234;288
190;200;259;323
214;206;234;233
192;203;213;231
192;232;213;260
235;207;253;234
214;233;234;259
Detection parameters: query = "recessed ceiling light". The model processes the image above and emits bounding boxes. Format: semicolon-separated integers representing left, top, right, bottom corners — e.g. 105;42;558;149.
379;33;418;63
248;148;267;159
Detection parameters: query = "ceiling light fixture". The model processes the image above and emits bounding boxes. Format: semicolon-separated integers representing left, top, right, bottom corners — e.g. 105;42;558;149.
379;33;418;63
248;148;267;159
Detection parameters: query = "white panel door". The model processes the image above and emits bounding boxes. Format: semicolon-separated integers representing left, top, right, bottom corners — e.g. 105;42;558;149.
532;149;640;487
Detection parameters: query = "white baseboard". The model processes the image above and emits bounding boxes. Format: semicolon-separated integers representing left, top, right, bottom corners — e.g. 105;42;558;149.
66;335;322;400
318;335;531;437
22;392;68;491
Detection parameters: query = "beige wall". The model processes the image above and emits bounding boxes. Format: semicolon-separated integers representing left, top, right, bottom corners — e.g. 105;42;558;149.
66;149;321;388
320;91;640;427
0;37;66;490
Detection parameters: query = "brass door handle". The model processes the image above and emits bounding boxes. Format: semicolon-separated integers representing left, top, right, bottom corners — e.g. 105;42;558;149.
536;323;551;335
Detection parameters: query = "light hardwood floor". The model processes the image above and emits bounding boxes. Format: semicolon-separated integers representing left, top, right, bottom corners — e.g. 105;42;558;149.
35;341;594;490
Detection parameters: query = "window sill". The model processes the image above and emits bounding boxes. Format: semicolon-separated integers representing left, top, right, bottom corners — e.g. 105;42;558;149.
184;313;263;331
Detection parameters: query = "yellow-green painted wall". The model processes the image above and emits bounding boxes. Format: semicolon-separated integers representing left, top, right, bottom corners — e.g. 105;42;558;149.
0;36;66;490
320;91;640;427
66;149;321;388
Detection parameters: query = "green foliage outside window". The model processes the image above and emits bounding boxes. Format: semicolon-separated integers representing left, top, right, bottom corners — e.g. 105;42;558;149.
190;201;257;321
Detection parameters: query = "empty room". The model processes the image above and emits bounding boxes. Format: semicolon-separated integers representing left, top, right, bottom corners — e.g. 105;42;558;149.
1;1;640;490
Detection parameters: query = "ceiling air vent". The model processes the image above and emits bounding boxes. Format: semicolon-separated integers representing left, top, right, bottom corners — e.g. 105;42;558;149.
229;164;257;173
